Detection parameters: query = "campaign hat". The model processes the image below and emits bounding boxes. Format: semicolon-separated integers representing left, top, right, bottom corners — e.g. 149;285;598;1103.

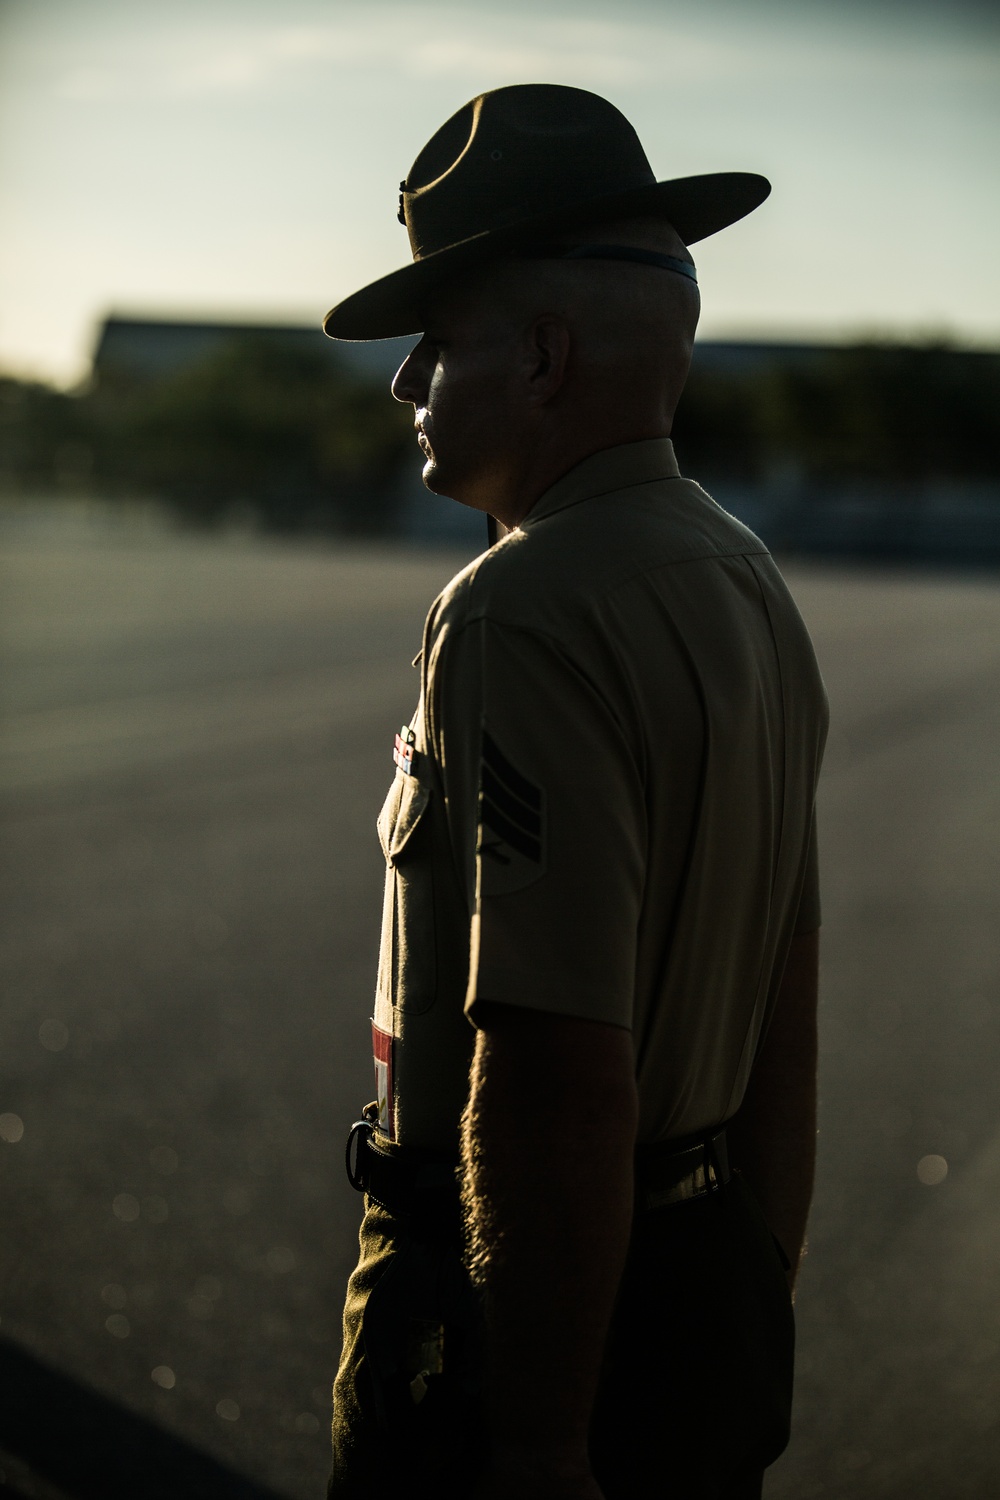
324;83;769;341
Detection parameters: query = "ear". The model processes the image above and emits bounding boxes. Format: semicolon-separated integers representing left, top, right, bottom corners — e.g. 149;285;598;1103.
524;315;570;407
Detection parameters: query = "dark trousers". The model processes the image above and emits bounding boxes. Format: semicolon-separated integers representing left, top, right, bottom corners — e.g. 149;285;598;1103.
329;1172;794;1499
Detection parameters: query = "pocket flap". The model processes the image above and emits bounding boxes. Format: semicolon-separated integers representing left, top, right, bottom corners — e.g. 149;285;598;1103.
377;775;432;864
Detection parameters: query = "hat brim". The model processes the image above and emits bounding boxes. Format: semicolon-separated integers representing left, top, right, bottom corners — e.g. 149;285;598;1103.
324;171;769;341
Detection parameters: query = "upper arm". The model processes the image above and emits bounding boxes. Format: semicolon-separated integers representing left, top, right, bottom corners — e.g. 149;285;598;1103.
765;928;820;1063
472;1003;638;1117
793;809;821;937
431;618;645;1032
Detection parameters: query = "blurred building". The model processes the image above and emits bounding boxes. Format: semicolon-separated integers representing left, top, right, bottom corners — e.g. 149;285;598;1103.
92;315;416;389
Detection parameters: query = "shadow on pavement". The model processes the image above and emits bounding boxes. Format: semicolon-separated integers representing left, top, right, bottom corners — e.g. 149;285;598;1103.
0;1337;288;1500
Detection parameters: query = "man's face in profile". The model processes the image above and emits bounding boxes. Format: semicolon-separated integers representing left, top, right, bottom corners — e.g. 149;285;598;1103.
391;275;528;514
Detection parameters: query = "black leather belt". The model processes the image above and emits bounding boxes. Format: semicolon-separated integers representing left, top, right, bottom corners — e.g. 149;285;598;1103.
346;1108;459;1219
346;1106;730;1218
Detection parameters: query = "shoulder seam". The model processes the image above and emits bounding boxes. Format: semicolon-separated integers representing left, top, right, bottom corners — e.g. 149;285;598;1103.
457;540;771;632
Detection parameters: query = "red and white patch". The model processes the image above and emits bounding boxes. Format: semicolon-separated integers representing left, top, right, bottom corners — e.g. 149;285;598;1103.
372;1020;394;1139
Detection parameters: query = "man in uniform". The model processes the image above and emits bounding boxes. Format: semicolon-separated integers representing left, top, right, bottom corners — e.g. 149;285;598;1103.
323;84;828;1500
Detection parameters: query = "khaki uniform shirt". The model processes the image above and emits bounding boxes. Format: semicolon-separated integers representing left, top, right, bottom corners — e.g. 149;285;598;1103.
371;439;828;1153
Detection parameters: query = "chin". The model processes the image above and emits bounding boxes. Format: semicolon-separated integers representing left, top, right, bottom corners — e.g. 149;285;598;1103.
419;458;487;514
420;460;449;496
420;458;464;503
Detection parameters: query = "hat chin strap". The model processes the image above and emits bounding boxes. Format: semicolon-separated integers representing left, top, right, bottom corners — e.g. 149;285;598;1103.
527;243;698;283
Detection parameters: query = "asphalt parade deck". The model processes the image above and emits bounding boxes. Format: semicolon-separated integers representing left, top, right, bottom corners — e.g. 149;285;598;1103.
1;505;998;1498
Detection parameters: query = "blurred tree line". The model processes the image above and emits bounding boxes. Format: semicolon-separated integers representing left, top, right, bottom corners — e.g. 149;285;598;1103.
0;335;414;534
672;342;1000;486
1;334;997;533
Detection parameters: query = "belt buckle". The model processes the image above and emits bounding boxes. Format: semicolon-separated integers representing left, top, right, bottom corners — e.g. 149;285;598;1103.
345;1101;379;1192
641;1129;728;1212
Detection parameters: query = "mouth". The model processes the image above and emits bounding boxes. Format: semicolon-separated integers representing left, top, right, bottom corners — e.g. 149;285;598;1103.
416;424;432;458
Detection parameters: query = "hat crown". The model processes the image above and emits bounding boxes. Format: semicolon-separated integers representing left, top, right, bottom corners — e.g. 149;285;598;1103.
402;84;656;260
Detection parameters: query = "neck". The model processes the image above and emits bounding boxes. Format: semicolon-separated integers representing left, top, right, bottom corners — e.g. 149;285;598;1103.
491;414;673;530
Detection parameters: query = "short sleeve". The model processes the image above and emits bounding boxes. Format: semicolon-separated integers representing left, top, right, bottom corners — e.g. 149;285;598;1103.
793;807;821;935
428;618;644;1030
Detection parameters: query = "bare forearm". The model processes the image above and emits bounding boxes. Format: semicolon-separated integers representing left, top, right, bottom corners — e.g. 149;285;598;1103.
460;1012;638;1464
728;929;819;1289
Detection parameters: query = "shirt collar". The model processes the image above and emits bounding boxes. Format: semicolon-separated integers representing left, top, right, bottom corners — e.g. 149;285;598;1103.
520;438;681;529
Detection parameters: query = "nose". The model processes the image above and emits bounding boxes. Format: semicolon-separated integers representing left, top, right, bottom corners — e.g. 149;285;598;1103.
391;338;431;406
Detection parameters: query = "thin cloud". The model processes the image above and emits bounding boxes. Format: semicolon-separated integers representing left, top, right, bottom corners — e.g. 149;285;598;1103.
48;11;664;101
55;68;118;102
169;51;268;94
48;5;994;108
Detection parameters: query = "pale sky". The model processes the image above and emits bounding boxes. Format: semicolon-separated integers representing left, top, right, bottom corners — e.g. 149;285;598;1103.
1;0;997;385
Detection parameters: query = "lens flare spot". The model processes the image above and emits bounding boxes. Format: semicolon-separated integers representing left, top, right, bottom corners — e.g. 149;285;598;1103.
223;1185;253;1215
917;1154;948;1186
266;1246;296;1274
39;1019;70;1052
113;1193;141;1222
150;1146;179;1175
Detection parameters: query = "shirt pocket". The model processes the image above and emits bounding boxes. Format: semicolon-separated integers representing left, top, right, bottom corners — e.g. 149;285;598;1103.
376;774;437;1016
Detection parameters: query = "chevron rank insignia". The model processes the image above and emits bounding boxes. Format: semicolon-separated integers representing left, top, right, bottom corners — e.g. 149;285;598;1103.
478;729;546;894
393;724;418;775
